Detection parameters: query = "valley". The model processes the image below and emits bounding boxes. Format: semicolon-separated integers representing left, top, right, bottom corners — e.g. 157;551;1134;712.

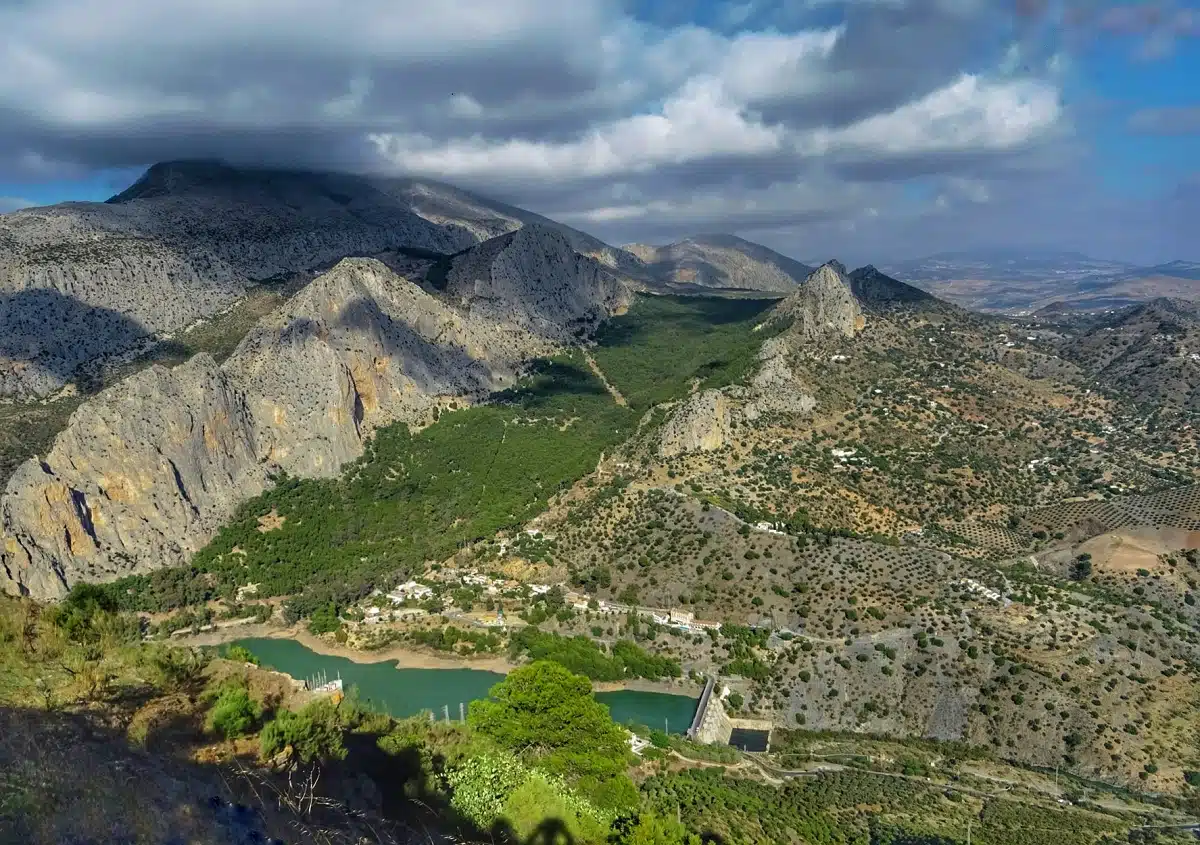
1;162;1198;845
43;272;1198;792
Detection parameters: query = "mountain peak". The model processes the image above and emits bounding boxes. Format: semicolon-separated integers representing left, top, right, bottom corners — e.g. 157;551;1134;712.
848;264;937;307
770;261;863;341
107;159;246;202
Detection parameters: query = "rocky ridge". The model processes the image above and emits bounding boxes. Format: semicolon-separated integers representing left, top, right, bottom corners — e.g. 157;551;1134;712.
1;229;630;599
623;234;812;293
656;262;863;457
0;161;647;399
767;261;866;341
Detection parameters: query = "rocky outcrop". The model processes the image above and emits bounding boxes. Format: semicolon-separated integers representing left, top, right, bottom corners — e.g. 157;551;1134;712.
768;262;865;341
1;356;269;595
658;390;734;458
624;234;810;293
743;335;817;419
1;229;630;599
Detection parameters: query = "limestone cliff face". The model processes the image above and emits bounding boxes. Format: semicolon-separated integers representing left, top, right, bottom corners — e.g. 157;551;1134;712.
658;390;734;458
1;356;267;597
769;262;865;342
1;229;630;599
444;225;631;342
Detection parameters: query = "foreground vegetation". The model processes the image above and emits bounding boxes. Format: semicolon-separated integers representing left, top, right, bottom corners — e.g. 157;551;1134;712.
2;593;1194;845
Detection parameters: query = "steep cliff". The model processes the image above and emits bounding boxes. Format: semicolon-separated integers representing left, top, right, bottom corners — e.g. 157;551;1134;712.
1;161;643;399
767;262;865;342
1;229;630;599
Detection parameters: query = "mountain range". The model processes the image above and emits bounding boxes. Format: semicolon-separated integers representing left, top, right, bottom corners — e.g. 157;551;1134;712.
1;160;1198;791
0;162;818;402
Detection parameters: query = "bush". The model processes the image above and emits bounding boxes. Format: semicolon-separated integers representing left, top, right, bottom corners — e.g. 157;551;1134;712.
260;699;347;763
205;681;262;739
611;812;702;845
222;644;259;665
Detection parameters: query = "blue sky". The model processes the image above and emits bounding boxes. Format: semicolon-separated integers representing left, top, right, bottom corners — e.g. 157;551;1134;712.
0;0;1196;264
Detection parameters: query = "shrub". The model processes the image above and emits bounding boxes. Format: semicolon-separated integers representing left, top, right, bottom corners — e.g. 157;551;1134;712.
205;681;262;739
222;644;259;665
260;699;346;763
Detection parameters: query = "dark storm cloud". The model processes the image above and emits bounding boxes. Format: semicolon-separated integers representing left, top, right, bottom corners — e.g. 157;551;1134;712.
0;0;1188;263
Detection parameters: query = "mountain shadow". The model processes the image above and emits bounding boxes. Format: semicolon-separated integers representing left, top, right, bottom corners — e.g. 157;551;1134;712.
0;703;583;845
0;289;157;398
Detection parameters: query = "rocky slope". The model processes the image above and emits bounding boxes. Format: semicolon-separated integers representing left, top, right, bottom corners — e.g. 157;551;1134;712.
442;225;629;342
0;161;644;399
1056;297;1200;408
1;229;630;600
624;234;811;293
765;261;865;341
382;178;647;278
655;262;860;458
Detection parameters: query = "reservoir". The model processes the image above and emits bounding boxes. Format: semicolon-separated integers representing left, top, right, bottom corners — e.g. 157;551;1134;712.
234;637;700;734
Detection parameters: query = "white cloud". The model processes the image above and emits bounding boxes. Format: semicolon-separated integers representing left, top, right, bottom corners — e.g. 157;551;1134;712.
7;0;1183;262
804;75;1060;159
370;77;786;181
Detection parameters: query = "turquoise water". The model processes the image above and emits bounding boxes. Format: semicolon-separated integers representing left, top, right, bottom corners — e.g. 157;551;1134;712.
235;637;699;733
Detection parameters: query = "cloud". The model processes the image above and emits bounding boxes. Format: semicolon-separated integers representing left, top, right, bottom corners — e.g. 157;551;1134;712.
1128;105;1200;135
0;0;1189;263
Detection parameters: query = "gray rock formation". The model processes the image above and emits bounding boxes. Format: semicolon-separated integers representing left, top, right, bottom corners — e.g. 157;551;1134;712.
1;356;268;597
384;179;647;279
1;160;644;399
847;264;937;308
658;390;734;458
768;262;865;341
2;229;631;600
624;234;810;293
444;225;629;343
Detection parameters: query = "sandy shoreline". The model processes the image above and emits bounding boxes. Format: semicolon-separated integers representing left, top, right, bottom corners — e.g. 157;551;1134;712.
173;623;701;698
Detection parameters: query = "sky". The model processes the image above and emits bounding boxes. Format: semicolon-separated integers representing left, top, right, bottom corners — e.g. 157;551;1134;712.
0;0;1196;266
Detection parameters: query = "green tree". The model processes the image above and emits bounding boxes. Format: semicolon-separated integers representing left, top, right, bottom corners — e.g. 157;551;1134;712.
468;661;634;809
50;583;122;643
205;681;263;739
222;644;260;665
611;813;702;845
307;602;342;635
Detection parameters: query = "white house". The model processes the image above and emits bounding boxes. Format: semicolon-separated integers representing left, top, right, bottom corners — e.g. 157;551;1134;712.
387;580;433;603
